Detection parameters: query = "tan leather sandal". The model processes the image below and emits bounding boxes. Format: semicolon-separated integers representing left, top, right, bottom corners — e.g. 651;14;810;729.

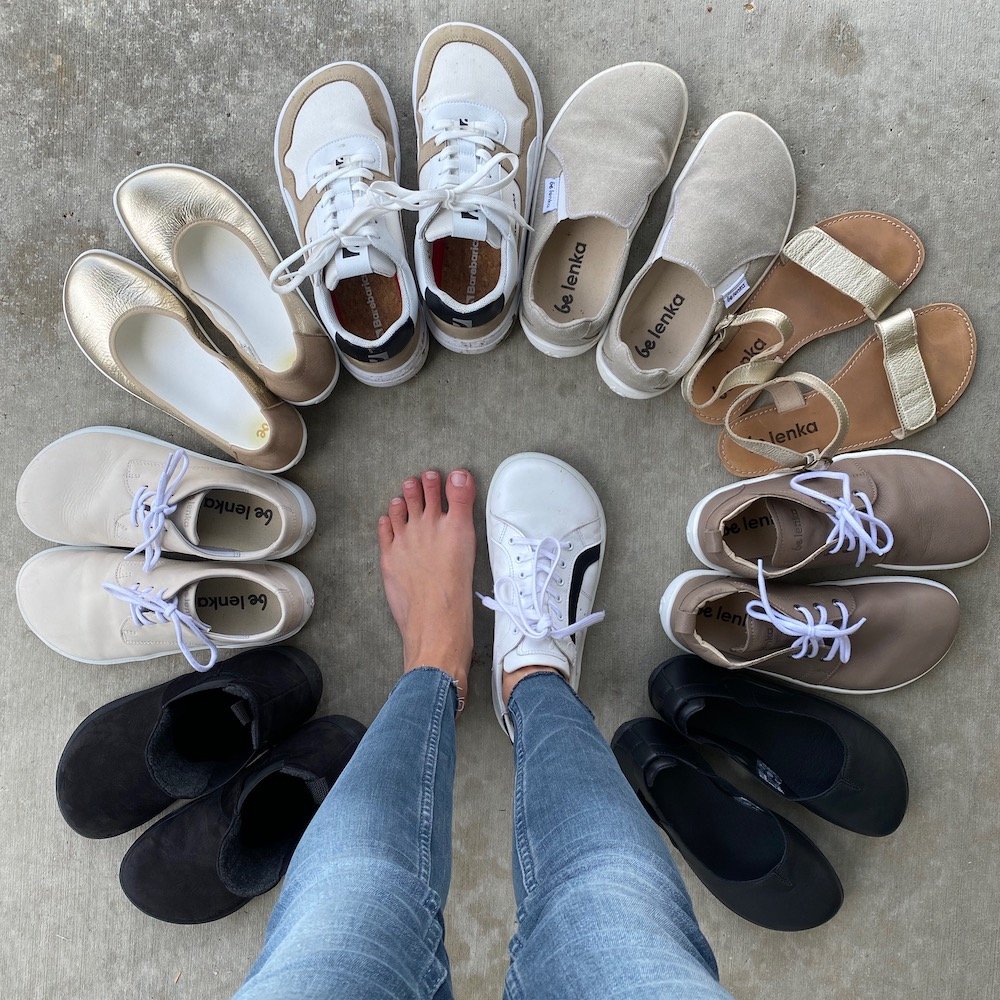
682;212;925;423
717;304;977;477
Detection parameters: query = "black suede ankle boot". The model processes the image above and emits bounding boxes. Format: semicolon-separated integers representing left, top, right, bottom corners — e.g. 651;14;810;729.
56;645;323;838
118;715;366;923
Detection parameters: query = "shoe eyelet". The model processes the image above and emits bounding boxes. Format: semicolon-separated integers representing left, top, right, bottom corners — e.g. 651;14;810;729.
565;543;573;550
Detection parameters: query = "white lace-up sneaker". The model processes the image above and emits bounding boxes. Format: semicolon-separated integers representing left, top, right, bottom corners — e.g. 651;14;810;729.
272;62;428;387
481;453;606;739
408;23;542;354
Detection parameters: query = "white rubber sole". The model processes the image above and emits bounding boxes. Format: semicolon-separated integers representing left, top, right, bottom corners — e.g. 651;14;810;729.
113;163;336;408
17;425;317;559
15;547;315;666
63;250;309;474
658;569;959;695
596;110;796;398
522;63;688;361
485;451;607;738
343;314;431;385
686;448;992;574
412;23;544;357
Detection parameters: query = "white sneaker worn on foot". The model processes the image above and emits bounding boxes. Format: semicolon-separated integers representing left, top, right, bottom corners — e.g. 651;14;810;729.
481;453;606;738
272;62;427;387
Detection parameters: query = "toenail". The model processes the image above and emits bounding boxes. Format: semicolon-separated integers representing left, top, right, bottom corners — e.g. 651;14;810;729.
391;497;404;506
451;471;468;486
425;470;439;480
404;479;417;490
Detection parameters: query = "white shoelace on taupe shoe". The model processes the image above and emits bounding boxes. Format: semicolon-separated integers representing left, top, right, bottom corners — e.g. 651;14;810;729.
745;560;865;664
479;536;604;640
128;448;189;572
271;154;400;293
790;470;894;567
102;582;217;671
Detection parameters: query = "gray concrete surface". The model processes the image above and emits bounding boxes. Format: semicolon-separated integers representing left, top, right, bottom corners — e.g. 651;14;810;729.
2;1;998;997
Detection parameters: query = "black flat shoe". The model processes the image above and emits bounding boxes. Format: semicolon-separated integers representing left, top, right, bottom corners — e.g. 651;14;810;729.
649;655;908;836
612;717;843;931
119;715;366;923
56;645;323;838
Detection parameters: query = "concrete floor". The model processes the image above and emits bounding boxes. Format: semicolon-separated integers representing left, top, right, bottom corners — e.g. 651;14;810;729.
2;0;998;996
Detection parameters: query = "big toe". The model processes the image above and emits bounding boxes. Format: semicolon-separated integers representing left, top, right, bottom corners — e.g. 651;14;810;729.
445;469;476;516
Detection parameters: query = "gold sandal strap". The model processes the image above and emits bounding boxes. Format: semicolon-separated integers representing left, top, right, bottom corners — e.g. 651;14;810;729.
876;308;937;438
783;226;900;319
681;307;793;408
724;372;849;471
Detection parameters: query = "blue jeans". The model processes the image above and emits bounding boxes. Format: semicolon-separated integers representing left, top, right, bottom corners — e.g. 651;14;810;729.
234;669;731;1000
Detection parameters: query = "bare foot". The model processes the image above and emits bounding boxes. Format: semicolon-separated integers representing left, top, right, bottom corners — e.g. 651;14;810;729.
378;469;477;706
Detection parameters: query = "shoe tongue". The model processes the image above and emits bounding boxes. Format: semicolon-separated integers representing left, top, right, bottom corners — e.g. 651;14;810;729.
425;210;503;249
738;609;789;656
170;491;206;546
324;244;396;290
764;497;835;569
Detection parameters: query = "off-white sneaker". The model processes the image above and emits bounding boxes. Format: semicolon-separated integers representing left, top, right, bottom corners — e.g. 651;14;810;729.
408;23;542;354
17;548;314;670
272;62;427;387
17;427;316;566
481;453;606;738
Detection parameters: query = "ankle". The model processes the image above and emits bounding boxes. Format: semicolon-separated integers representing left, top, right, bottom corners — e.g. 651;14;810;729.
501;664;561;707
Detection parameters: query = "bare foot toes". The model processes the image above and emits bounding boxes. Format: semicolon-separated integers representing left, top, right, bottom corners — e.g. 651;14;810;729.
378;470;477;705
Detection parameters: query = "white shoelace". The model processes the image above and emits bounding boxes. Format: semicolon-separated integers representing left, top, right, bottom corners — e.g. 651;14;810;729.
270;154;402;294
479;536;604;641
102;582;218;671
745;560;865;663
790;470;894;567
128;449;189;572
371;118;528;246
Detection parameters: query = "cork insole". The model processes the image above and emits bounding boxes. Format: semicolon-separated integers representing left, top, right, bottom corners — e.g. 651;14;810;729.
720;304;977;478
619;262;715;372
331;273;403;341
689;212;925;423
194;577;282;638
196;489;284;554
534;219;627;323
431;238;501;305
696;593;754;656
723;499;779;562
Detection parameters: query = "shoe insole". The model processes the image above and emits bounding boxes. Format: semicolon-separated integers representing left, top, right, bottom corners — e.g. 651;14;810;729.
722;498;779;562
651;767;783;880
689;703;842;799
618;260;715;372
177;224;298;372
194;577;282;638
694;593;756;656
431;237;501;305
196;489;284;554
720;304;976;477
689;212;925;423
167;689;253;765
116;313;268;450
533;218;627;323
332;272;403;341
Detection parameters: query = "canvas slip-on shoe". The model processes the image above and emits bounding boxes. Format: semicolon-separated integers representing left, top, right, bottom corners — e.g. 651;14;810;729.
17;426;316;566
56;646;323;838
17;547;314;670
115;163;339;405
660;566;959;693
409;22;542;354
686;448;990;579
119;715;366;923
612;717;843;931
481;453;606;738
597;112;795;398
520;62;688;357
272;62;427;387
63;251;306;473
649;655;908;836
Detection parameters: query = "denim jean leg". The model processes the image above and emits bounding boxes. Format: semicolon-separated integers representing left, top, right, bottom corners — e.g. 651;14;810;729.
234;667;459;1000
503;673;732;1000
